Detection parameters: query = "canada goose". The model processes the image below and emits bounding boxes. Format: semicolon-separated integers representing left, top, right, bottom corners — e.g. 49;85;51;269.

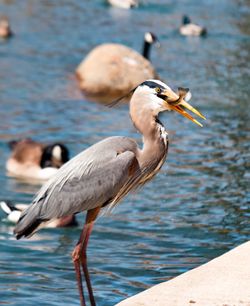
0;16;12;39
107;0;138;9
179;15;207;37
0;200;77;227
76;32;159;101
6;139;70;181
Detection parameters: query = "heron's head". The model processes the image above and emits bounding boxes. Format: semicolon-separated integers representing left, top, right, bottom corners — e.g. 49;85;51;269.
131;79;205;126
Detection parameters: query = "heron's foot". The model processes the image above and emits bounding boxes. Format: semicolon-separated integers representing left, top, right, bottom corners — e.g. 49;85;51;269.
72;243;82;262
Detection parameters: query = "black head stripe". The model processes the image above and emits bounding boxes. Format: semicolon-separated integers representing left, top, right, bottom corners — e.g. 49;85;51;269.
108;87;136;108
141;80;165;90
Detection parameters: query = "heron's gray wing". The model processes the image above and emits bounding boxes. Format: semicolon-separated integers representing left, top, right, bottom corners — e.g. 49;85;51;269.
38;150;137;219
15;136;139;234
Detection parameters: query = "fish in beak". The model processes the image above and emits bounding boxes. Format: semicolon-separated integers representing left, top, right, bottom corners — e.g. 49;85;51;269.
162;87;206;127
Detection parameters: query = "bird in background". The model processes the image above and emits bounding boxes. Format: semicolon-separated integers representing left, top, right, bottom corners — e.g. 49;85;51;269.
142;32;160;59
14;79;205;306
0;200;77;227
0;16;12;39
6;139;70;181
179;15;207;37
107;0;139;9
76;32;160;102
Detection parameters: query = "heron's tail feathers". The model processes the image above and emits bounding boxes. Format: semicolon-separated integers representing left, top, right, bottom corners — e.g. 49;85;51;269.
13;203;46;240
15;219;43;240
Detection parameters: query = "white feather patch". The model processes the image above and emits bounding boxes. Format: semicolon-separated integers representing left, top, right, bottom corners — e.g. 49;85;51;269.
145;32;153;43
52;145;62;160
8;211;21;223
0;201;12;214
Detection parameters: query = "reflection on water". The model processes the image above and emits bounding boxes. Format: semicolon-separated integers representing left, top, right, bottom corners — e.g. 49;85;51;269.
0;0;249;306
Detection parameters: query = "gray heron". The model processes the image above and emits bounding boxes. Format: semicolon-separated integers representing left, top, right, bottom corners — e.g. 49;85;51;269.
14;79;205;306
76;32;159;101
180;15;207;37
6;139;70;181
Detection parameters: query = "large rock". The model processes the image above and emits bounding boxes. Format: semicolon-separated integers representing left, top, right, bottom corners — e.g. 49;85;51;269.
76;43;156;102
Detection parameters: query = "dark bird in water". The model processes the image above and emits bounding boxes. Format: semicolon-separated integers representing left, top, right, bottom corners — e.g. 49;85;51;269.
180;15;207;36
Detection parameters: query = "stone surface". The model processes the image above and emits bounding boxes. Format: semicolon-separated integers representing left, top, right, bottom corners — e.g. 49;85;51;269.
116;241;250;306
76;43;156;102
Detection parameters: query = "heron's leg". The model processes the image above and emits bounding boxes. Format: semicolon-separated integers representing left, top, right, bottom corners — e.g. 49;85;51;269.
72;207;100;306
72;236;87;306
73;259;86;306
81;221;95;306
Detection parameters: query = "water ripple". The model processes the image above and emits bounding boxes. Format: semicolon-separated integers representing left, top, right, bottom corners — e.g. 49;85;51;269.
0;0;249;306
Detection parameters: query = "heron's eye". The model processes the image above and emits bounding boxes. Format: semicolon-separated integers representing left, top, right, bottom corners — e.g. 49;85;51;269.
155;87;161;94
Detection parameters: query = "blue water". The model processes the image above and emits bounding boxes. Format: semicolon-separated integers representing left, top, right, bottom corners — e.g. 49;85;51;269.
0;1;249;305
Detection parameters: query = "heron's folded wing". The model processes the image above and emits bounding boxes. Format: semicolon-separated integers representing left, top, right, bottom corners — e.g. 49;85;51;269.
39;150;138;219
15;136;138;231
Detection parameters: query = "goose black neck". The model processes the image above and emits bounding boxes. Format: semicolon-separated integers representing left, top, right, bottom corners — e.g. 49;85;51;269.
142;40;151;60
183;15;191;25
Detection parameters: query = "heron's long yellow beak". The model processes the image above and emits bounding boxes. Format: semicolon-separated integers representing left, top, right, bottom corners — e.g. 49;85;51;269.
162;88;206;127
169;101;206;127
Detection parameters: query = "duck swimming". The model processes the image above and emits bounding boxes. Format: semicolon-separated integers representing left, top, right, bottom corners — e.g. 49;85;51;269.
179;15;207;37
107;0;138;9
6;139;70;181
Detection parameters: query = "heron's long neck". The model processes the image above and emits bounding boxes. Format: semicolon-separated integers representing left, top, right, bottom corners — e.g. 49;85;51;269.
142;41;151;60
132;110;168;167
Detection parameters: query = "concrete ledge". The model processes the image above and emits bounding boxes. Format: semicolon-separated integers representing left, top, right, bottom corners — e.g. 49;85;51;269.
116;241;250;306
